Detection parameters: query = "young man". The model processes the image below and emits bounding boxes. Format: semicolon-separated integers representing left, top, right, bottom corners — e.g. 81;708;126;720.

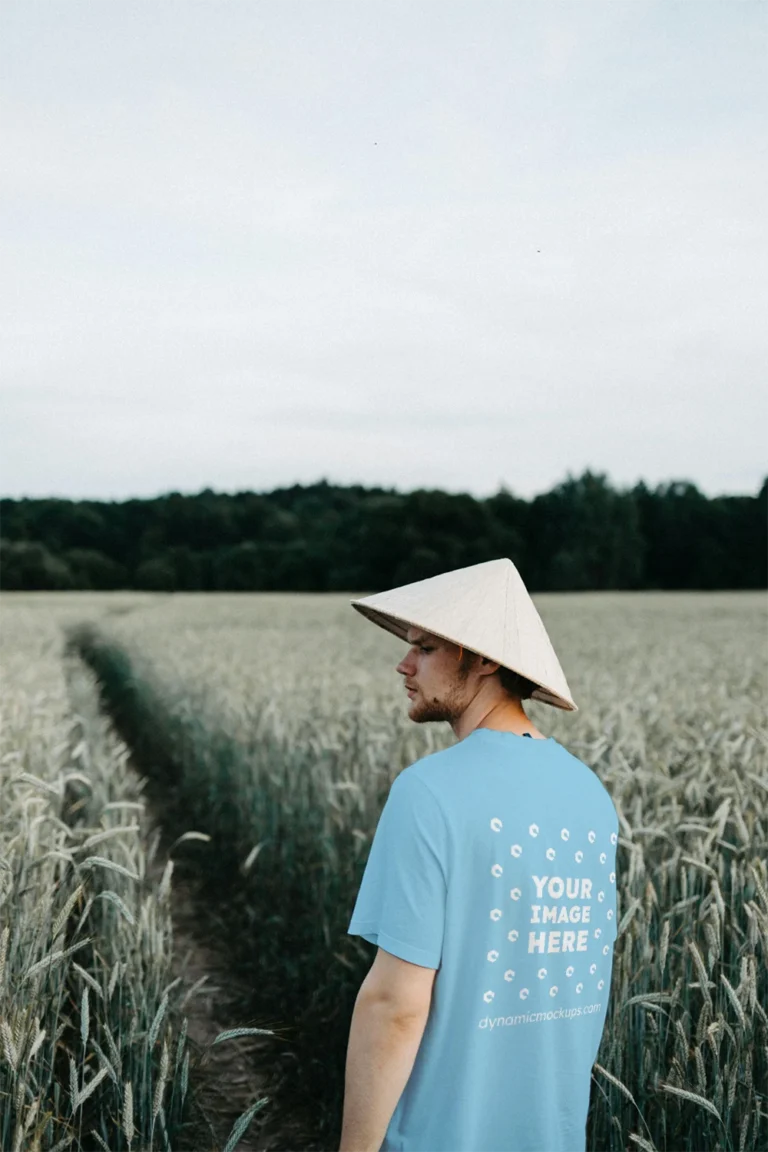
340;558;619;1152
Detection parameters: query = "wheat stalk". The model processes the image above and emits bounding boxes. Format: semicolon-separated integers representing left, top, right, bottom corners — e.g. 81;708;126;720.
659;1082;722;1121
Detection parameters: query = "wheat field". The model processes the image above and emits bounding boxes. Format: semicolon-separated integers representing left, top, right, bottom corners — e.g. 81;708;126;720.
2;590;766;1151
0;597;270;1151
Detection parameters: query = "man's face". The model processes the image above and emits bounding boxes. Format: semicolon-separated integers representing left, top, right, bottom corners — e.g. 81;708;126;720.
395;627;474;724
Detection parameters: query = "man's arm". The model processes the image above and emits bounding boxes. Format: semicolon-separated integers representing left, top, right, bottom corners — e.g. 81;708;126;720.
339;947;436;1152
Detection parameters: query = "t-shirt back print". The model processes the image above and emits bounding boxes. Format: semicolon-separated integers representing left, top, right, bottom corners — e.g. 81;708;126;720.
347;727;620;1152
481;810;617;1030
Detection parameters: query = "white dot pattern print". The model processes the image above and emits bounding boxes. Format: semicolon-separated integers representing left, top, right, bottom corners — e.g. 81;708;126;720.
475;783;618;1035
484;990;494;1003
479;799;617;1019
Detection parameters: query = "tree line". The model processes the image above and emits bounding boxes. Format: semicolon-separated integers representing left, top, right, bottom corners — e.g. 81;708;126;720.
1;470;765;592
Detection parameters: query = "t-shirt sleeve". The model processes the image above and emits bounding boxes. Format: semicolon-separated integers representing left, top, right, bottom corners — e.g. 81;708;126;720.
347;770;447;970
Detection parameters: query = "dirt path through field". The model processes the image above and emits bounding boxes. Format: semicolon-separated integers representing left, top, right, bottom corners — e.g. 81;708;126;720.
169;870;292;1152
137;794;322;1151
68;633;321;1151
145;820;323;1152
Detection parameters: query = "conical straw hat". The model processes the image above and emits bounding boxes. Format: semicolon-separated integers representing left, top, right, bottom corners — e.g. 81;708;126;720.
350;557;577;712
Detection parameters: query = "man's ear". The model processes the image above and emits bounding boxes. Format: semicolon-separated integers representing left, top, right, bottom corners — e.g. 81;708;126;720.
478;657;501;677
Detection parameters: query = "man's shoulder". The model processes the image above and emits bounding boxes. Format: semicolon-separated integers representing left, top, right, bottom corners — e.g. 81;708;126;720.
562;753;620;834
397;737;480;796
402;738;617;816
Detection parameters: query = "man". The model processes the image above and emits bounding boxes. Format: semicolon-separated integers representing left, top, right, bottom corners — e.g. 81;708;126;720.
340;558;619;1152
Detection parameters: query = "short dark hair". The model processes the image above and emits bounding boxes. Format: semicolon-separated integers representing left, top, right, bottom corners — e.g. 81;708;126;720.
496;664;538;701
458;648;537;701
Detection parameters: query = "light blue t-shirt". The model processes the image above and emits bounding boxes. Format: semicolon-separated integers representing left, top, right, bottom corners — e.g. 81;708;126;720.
347;728;619;1152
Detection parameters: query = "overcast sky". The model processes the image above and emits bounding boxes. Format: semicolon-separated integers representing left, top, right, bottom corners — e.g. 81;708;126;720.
2;1;766;503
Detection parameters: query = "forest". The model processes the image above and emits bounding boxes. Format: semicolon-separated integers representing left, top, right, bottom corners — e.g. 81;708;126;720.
1;469;766;592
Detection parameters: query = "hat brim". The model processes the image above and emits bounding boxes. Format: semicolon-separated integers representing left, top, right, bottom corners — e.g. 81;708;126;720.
351;601;578;712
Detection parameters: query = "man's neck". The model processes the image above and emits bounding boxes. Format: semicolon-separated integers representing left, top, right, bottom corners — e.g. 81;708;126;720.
452;696;541;742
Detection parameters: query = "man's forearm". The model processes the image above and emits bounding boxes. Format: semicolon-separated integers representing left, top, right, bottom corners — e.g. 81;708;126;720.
339;993;429;1152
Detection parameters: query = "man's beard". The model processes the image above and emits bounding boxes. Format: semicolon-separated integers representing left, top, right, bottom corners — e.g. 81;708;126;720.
409;683;468;724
